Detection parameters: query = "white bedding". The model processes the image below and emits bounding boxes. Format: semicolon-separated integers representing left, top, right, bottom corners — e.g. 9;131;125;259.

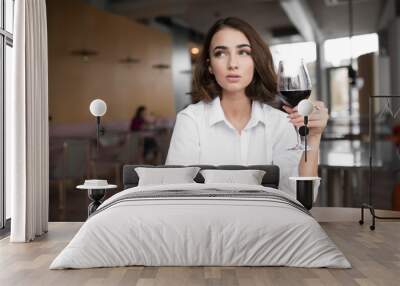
50;183;351;269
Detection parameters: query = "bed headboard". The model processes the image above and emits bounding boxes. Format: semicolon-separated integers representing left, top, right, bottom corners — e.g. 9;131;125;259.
122;165;280;189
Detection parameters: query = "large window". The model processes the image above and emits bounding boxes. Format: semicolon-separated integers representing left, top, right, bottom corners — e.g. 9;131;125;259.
324;33;379;118
1;0;14;229
324;33;379;67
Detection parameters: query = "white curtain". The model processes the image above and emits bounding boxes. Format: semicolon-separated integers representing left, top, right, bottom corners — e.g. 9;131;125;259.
7;0;49;242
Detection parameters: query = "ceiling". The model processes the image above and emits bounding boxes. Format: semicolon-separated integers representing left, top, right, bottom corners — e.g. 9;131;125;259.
308;0;384;39
85;0;389;43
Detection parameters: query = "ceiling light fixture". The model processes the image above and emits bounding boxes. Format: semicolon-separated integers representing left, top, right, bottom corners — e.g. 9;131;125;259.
119;56;140;64
70;9;99;62
191;47;199;55
70;48;98;62
152;64;170;70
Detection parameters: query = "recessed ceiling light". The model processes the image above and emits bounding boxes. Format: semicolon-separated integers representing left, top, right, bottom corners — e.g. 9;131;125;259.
191;47;199;55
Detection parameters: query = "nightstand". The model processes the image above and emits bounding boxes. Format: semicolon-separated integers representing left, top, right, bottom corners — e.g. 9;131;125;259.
289;177;320;210
77;181;117;217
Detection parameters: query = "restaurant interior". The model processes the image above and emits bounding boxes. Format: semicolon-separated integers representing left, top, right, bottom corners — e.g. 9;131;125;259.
16;0;400;222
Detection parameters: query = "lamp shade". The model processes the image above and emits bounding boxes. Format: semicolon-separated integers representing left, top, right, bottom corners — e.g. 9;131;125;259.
298;99;314;116
89;99;107;117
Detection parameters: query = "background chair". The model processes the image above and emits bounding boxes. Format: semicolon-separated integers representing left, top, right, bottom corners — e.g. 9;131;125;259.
50;138;91;212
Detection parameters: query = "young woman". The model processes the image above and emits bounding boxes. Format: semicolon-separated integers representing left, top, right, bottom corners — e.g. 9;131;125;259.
130;105;159;161
165;17;328;196
130;106;148;131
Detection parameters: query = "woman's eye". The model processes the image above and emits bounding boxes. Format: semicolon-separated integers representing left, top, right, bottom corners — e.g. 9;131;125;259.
214;51;225;57
238;50;251;56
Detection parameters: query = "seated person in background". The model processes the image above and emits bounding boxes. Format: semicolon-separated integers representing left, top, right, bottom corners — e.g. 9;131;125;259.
165;17;329;197
130;105;159;161
130;106;148;131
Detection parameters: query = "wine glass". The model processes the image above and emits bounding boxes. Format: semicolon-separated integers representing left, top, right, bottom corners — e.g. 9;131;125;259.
277;59;312;151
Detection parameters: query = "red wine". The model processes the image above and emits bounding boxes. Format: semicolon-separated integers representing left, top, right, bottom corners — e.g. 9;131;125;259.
280;90;311;107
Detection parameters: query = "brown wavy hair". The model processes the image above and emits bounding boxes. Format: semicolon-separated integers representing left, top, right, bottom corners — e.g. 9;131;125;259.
192;17;278;104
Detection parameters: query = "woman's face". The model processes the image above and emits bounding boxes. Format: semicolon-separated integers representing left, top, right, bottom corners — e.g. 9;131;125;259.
139;108;147;118
209;27;254;94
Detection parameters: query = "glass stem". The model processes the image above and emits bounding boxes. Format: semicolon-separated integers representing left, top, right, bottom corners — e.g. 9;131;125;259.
294;126;300;146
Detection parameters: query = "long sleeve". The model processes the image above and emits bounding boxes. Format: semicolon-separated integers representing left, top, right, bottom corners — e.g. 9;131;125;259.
165;112;200;165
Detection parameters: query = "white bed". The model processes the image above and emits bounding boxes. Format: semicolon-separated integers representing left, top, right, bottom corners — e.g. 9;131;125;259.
50;183;351;269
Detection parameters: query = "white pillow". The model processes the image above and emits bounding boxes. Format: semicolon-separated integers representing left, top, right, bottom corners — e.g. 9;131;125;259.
200;169;266;185
135;167;201;186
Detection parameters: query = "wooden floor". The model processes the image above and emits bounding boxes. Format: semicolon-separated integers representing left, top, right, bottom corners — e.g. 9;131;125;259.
0;219;399;286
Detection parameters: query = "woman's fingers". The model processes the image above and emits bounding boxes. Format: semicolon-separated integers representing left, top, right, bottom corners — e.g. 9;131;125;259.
289;117;303;124
289;113;322;122
314;101;326;109
289;112;328;125
287;101;328;126
287;105;327;117
307;121;327;128
290;120;326;128
287;112;300;119
290;118;326;126
286;100;329;133
282;105;294;113
289;108;328;120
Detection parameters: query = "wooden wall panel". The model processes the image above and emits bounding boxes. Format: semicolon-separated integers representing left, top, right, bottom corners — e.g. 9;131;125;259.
47;0;175;124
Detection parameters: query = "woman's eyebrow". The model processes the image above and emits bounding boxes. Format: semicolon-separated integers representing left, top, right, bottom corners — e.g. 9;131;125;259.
213;45;228;51
213;44;251;51
237;44;251;49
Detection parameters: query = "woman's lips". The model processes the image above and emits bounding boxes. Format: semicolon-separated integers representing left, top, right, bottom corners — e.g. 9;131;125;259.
226;75;241;82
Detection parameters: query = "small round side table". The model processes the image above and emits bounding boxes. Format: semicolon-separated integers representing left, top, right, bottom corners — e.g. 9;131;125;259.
76;184;117;217
289;177;321;210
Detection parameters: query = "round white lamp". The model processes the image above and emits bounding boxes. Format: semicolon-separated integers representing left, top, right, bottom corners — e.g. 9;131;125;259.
89;99;107;152
298;99;314;117
298;99;314;162
90;99;107;117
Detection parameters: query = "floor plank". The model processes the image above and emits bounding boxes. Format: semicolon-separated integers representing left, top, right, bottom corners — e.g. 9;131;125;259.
0;221;399;286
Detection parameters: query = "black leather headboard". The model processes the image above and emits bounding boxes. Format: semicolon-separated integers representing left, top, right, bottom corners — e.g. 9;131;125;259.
123;165;280;189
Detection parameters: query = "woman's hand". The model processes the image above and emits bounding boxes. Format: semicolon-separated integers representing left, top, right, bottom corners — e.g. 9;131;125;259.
282;101;329;138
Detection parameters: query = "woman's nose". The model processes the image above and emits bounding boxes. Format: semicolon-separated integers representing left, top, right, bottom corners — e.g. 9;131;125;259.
228;55;239;70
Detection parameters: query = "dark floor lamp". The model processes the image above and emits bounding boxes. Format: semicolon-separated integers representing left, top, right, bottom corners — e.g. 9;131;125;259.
89;99;107;153
82;99;114;216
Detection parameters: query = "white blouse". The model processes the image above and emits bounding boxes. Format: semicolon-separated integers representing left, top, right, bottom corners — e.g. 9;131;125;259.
165;96;319;199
